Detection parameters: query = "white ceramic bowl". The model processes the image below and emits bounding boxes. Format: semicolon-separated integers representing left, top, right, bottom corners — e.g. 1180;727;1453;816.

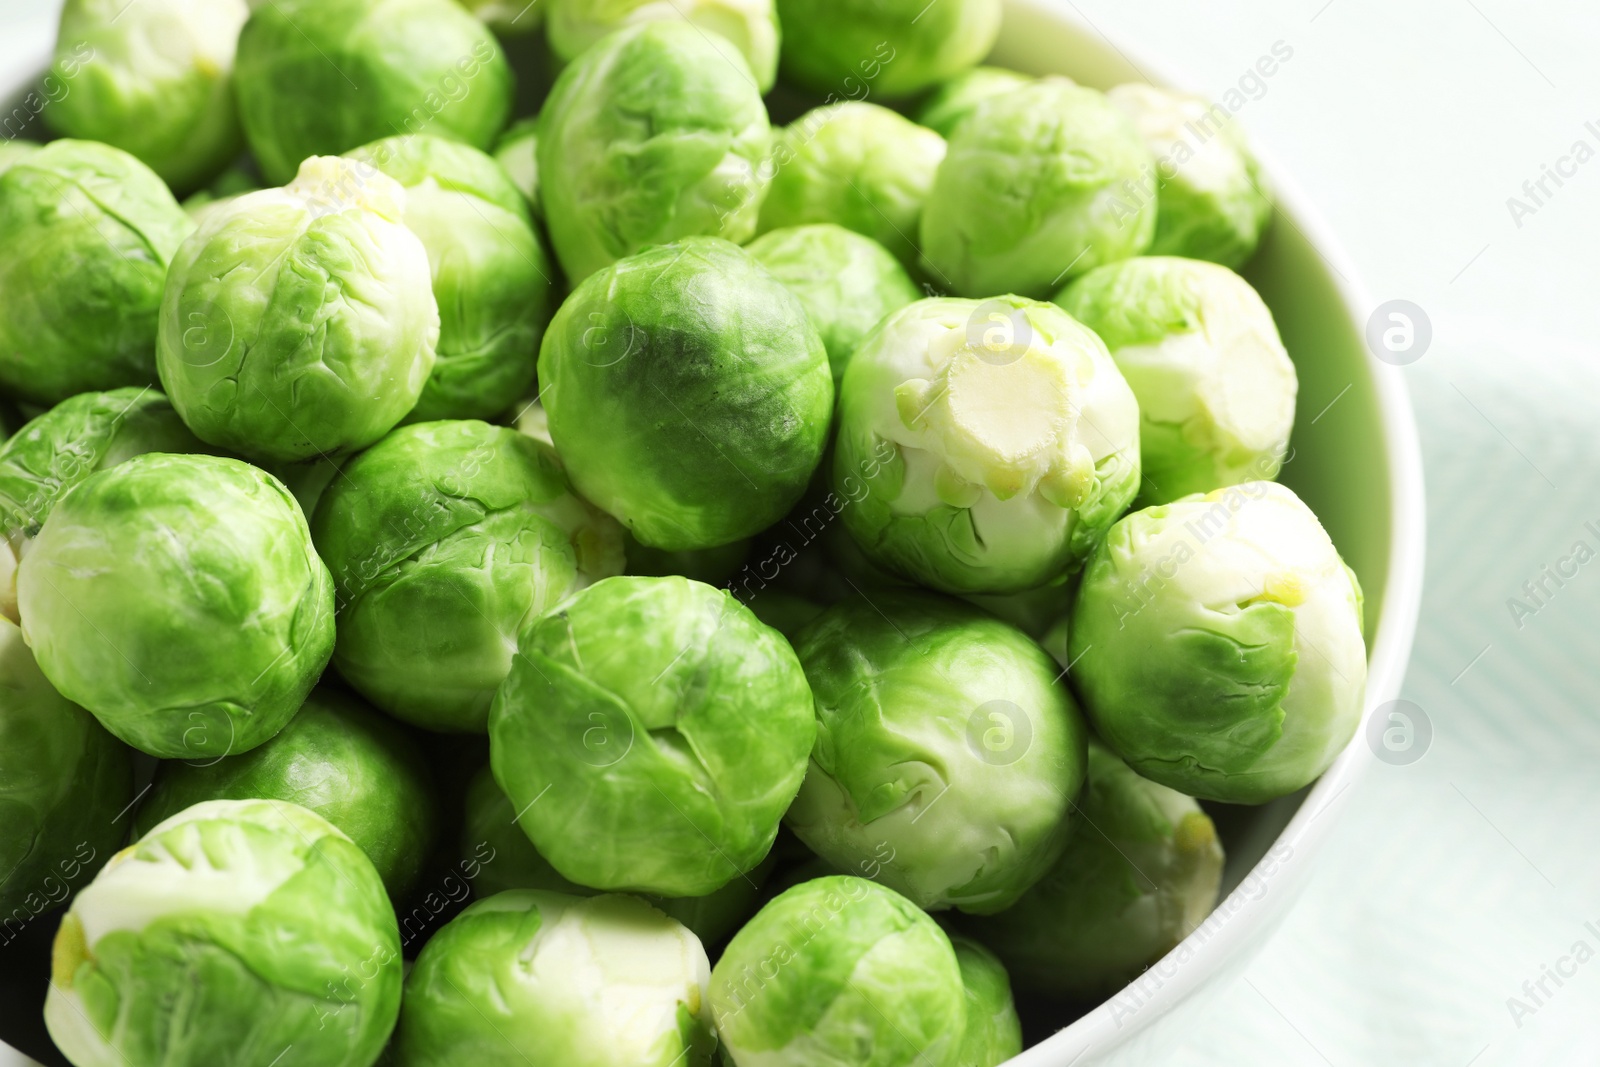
0;2;1423;1065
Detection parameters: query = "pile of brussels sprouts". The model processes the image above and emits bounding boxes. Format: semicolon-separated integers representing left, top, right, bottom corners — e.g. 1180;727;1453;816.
0;0;1369;1064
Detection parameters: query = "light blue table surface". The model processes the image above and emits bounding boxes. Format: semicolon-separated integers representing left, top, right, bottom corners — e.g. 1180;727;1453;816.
2;1;1599;1064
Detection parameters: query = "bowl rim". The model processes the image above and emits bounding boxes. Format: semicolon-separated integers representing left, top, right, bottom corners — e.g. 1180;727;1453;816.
994;1;1426;1061
0;6;1426;1065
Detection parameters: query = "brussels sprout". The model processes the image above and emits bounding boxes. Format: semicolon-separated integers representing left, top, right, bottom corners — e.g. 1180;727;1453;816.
915;66;1035;138
0;140;37;173
0;388;204;551
787;592;1086;913
132;689;438;899
747;224;922;383
757;103;945;270
921;80;1156;298
492;115;541;214
460;766;770;943
312;420;624;732
833;296;1141;594
539;21;771;280
490;576;815;896
235;0;513;184
1055;256;1297;505
346;135;553;422
0;617;132;919
157;156;440;463
949;935;1023;1067
549;0;780;91
775;0;1000;98
1108;83;1272;268
1070;481;1367;803
539;237;832;550
711;876;965;1066
396;890;715;1067
0;140;192;405
45;799;401;1067
625;532;752;585
18;453;335;759
46;0;249;191
966;740;1224;999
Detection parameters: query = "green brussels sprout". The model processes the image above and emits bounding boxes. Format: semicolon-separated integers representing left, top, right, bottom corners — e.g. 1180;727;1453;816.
396;890;716;1067
157;156;440;463
18;453;335;759
757;103;945;270
1070;481;1368;803
0;388;204;551
787;593;1086;913
539;21;772;281
0;140;192;405
539;237;832;550
915;66;1035;138
625;531;752;585
966;740;1224;999
549;0;780;91
460;766;771;943
346;135;553;422
775;0;1000;98
493;115;541;215
490;576;815;897
132;689;438;899
747;224;922;383
1108;83;1272;269
921;79;1157;298
0;140;37;174
711;876;965;1066
949;935;1023;1067
312;420;624;733
46;0;249;191
235;0;513;185
833;296;1141;594
1055;256;1297;505
45;799;401;1067
0;617;133;919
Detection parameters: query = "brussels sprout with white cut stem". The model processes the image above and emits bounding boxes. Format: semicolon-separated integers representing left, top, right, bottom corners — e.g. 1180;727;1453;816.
787;592;1087;913
921;79;1156;298
0;617;133;919
1056;256;1297;506
396;890;716;1067
157;155;440;463
916;66;1035;138
235;0;513;184
45;799;401;1067
346;135;554;422
1108;83;1272;269
46;0;250;192
490;576;815;897
833;296;1141;594
775;0;1001;99
0;140;192;405
747;224;922;384
539;20;772;281
18;453;335;759
950;935;1023;1067
312;420;624;733
1070;481;1367;803
710;876;966;1067
538;237;832;551
758;102;946;270
966;740;1225;999
133;689;439;900
549;0;781;91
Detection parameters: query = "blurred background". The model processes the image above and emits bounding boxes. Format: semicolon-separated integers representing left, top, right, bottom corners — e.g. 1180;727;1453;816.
2;0;1599;1064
